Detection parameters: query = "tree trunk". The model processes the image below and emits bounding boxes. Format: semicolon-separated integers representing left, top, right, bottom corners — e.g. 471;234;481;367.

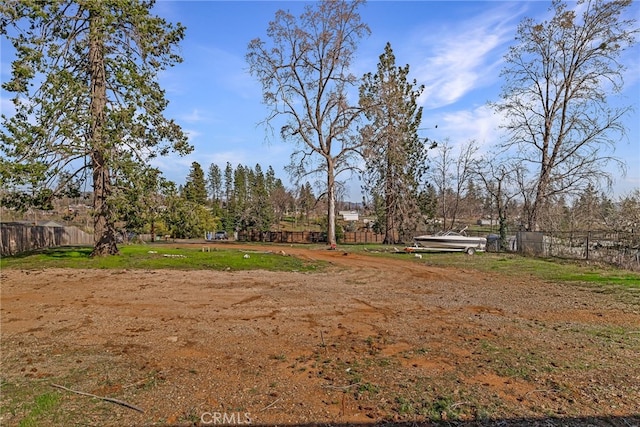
529;163;552;232
327;160;336;247
89;9;118;257
383;165;394;245
496;182;509;251
498;205;508;252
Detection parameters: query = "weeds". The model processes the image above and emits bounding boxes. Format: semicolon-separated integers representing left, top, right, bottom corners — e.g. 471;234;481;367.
269;353;287;362
17;392;60;427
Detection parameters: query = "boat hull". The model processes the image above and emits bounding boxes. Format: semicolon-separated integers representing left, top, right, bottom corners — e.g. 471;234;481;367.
406;234;487;253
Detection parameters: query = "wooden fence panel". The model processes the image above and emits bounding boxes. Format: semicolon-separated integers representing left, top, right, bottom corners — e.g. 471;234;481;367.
1;223;93;256
342;232;385;244
237;230;326;244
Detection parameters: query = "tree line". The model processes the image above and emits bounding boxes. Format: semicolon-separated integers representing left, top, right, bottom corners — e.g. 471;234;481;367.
247;0;637;247
1;0;637;255
110;161;322;240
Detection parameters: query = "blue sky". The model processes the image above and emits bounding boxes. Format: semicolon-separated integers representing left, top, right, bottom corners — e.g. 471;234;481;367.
150;0;639;200
1;1;639;201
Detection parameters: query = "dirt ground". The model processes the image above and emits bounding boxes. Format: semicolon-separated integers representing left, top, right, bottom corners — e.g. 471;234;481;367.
1;244;639;427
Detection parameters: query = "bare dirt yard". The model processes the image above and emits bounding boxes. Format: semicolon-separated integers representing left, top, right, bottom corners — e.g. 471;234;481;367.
1;244;639;426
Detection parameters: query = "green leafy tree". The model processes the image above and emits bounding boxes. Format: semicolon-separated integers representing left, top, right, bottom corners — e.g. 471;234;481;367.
461;179;483;220
417;184;438;229
183;161;207;205
113;163;166;241
614;190;640;232
492;0;637;231
247;0;370;247
162;182;216;239
0;0;190;256
359;42;428;243
571;184;609;231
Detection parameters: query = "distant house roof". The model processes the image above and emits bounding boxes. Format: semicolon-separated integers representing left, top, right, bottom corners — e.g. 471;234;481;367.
339;211;359;221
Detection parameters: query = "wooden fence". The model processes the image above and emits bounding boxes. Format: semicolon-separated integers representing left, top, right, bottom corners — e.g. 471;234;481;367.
1;223;94;256
341;231;385;244
236;230;386;244
237;230;326;244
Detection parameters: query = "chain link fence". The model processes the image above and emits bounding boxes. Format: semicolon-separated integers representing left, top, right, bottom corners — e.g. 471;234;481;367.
516;230;639;270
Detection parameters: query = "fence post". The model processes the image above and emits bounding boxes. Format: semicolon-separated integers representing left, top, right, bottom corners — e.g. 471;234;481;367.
586;231;590;260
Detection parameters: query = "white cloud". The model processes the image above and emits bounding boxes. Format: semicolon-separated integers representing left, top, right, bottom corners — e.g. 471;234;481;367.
430;105;503;154
179;109;208;124
410;4;526;109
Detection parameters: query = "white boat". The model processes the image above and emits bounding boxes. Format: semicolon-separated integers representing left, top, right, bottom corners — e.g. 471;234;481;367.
405;227;487;255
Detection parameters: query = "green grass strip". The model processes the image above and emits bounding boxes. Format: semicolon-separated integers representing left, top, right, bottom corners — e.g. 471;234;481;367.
0;244;323;272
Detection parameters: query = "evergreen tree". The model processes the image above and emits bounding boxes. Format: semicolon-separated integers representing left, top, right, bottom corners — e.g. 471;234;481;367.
462;179;483;220
417;184;438;229
615;190;640;232
359;42;428;243
208;163;222;208
162;181;216;239
299;182;316;227
233;164;248;229
265;166;277;195
572;184;602;231
222;162;235;231
249;164;273;233
0;1;190;256
183;161;207;205
113;164;166;241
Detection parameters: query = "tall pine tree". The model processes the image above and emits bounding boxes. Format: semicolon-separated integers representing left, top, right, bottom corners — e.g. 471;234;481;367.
0;1;190;255
359;43;429;243
208;163;223;209
183;162;207;205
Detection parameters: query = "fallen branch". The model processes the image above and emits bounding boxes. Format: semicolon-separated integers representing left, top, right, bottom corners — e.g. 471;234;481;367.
51;383;144;413
449;400;472;410
260;397;282;412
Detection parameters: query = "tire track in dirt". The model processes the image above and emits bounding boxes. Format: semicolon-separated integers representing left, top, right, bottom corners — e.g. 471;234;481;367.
2;244;640;426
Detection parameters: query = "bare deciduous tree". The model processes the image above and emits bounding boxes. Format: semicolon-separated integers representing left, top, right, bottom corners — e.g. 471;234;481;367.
474;158;522;251
246;0;369;246
492;0;637;231
429;139;478;231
